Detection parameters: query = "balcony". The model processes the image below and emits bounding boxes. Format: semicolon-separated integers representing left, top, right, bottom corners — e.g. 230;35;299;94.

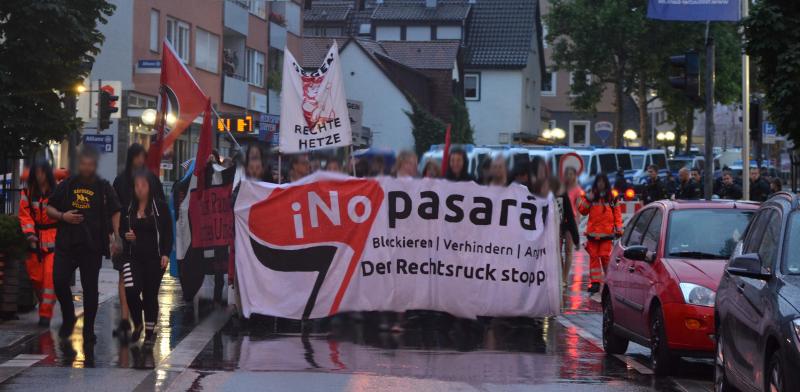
224;0;248;36
269;22;287;50
223;75;248;108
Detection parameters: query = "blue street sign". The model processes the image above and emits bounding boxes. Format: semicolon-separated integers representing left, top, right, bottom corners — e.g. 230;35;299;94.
647;0;740;22
82;134;114;153
763;122;777;136
137;60;161;68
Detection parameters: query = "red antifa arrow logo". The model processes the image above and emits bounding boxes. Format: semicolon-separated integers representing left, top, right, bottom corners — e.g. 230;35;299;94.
248;179;383;318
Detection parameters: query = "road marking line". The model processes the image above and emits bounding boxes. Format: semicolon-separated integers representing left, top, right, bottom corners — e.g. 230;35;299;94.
0;354;47;384
556;316;654;375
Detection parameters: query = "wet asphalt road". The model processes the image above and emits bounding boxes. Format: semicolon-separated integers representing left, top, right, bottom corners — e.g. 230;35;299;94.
0;251;715;391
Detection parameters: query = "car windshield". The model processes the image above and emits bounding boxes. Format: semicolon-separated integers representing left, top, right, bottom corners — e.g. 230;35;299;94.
652;154;667;170
669;159;691;172
599;153;618;173
784;212;800;274
617;154;633;170
666;210;753;259
631;155;645;170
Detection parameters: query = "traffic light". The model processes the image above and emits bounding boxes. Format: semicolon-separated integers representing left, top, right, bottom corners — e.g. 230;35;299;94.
98;89;118;130
668;51;700;100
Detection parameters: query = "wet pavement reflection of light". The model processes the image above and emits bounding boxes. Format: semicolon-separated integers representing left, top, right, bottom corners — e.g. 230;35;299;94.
10;275;216;370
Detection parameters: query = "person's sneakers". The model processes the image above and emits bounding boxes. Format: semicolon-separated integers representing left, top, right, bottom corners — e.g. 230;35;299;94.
130;324;144;343
112;319;131;338
587;282;601;294
38;317;51;327
58;318;76;338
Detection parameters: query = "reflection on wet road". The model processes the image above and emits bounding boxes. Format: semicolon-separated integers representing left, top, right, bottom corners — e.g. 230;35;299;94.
0;250;714;391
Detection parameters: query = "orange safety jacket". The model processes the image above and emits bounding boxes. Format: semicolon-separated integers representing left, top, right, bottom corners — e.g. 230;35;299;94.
19;189;58;254
577;193;623;240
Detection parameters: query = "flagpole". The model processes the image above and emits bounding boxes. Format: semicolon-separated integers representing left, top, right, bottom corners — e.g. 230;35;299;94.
349;145;356;176
278;153;282;184
210;107;242;150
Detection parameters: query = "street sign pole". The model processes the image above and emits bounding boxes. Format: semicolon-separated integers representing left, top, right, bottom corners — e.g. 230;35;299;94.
741;0;751;200
704;32;715;200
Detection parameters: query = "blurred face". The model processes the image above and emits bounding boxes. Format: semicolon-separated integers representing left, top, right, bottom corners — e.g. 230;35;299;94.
35;167;48;189
134;176;150;203
325;161;341;172
246;148;264;179
78;156;97;179
648;167;658;179
131;152;146;170
596;178;607;192
565;168;577;185
749;168;759;182
489;158;507;185
449;153;464;175
292;155;311;178
398;156;418;177
692;170;701;182
679;169;690;182
723;174;733;185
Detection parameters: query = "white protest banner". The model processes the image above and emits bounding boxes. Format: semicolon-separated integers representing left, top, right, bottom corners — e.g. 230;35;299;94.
234;172;561;320
279;42;352;153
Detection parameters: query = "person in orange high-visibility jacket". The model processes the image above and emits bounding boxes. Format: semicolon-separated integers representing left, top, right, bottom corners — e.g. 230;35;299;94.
19;160;58;326
577;173;623;294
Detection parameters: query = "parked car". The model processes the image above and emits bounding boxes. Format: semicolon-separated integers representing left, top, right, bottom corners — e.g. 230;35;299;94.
602;200;757;375
714;192;800;392
576;147;635;189
630;149;668;185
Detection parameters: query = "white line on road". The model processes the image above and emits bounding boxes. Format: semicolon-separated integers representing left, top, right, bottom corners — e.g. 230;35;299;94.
557;316;655;375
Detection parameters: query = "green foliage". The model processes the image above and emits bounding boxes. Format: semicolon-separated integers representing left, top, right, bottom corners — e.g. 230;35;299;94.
449;97;474;145
546;0;741;148
0;0;115;156
745;1;800;147
267;70;282;93
0;215;27;261
405;100;445;156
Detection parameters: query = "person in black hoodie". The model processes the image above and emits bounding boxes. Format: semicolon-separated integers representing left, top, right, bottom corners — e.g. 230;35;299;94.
120;170;173;344
550;176;579;287
444;148;473;182
112;143;165;339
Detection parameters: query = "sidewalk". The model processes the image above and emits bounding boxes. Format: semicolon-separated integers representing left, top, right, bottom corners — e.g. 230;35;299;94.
0;259;119;353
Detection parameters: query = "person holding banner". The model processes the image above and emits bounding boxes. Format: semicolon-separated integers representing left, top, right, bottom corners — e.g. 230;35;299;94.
120;170;173;344
244;144;273;183
444;148;473;182
288;154;311;182
488;156;509;186
577;173;623;294
392;150;418;178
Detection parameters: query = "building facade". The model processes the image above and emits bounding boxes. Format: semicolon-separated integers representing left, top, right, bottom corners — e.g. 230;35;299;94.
303;0;545;147
66;0;303;184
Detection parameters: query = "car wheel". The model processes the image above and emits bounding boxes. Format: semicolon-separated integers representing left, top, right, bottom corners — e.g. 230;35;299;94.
714;334;734;392
650;305;676;376
602;293;629;355
767;351;785;392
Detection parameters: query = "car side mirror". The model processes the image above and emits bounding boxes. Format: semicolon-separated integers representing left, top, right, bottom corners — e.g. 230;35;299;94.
727;253;771;280
624;245;653;263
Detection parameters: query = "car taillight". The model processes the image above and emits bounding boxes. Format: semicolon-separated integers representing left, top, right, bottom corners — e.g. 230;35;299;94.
611;189;620;199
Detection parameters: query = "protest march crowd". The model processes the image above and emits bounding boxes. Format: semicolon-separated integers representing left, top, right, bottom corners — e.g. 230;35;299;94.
19;137;761;341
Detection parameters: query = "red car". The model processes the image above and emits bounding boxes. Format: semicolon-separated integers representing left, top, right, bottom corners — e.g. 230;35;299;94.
601;200;757;375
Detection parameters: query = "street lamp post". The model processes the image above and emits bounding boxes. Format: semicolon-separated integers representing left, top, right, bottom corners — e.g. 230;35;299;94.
623;129;638;146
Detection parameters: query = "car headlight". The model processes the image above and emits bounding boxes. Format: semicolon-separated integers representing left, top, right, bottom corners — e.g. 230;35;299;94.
679;283;716;307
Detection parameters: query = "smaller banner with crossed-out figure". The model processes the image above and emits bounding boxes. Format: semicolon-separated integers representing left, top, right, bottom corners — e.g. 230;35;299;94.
279;41;352;153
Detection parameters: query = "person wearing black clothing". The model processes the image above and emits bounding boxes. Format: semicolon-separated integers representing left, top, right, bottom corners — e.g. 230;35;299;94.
444;148;473;182
120;170;172;344
614;168;629;194
691;168;705;199
550;177;579;286
641;165;666;205
664;172;678;199
112;143;165;339
675;167;702;200
46;147;121;341
749;167;771;202
716;172;743;200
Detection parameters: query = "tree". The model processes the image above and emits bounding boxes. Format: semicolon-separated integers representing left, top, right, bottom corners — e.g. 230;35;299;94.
0;0;115;156
546;0;740;149
744;1;800;147
449;96;474;145
406;100;445;156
